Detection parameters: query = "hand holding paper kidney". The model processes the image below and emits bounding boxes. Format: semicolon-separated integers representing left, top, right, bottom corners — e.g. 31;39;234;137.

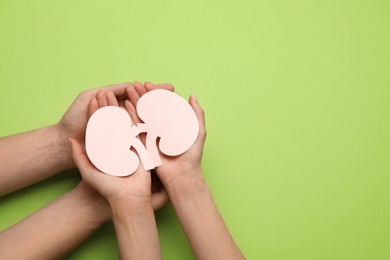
85;106;140;176
85;89;199;176
136;89;199;167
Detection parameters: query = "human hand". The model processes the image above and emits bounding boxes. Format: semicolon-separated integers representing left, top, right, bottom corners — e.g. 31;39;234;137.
69;90;168;210
124;83;207;190
55;82;174;170
124;84;245;260
72;181;111;223
55;82;130;169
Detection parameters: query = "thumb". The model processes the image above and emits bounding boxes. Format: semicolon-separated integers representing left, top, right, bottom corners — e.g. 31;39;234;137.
69;138;95;180
152;188;169;211
189;94;206;140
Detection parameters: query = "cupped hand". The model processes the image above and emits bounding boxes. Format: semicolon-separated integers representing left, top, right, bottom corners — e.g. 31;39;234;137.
56;82;131;169
158;94;206;184
70;90;168;210
124;82;207;189
56;82;174;170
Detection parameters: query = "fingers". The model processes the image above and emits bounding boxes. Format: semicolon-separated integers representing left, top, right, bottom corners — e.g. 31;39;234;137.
69;138;95;178
151;188;169;211
88;97;99;118
96;91;108;107
104;82;131;97
134;81;147;97
189;94;206;139
145;82;174;92
144;81;154;91
69;138;109;196
88;90;120;120
126;82;174;108
106;91;119;106
125;100;142;125
94;90;119;111
126;84;141;106
83;81;173;104
85;82;130;98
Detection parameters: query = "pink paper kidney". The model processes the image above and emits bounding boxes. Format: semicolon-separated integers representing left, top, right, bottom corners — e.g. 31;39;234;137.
136;89;199;167
85;106;153;176
85;89;199;176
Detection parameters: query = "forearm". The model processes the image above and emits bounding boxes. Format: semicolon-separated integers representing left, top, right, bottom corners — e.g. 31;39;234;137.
0;124;71;196
111;201;161;260
166;170;245;260
0;183;109;260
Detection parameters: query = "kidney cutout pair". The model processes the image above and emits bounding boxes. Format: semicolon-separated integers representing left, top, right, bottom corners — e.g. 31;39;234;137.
85;89;199;176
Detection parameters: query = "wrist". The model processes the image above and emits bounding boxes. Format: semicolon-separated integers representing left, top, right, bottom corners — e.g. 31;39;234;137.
164;169;210;200
110;198;154;222
110;198;160;260
72;182;111;224
50;123;74;169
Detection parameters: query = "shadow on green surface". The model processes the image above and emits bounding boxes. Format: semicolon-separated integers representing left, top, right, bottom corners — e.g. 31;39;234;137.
0;169;81;208
0;169;194;259
65;221;119;260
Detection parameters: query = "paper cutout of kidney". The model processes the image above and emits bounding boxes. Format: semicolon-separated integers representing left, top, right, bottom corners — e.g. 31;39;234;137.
85;89;199;176
136;89;199;167
85;106;154;176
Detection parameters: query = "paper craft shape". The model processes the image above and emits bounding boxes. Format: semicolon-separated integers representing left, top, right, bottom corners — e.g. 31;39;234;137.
85;89;199;176
136;89;199;167
85;106;153;176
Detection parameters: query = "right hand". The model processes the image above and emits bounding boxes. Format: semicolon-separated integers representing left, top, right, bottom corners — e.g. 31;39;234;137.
124;82;207;190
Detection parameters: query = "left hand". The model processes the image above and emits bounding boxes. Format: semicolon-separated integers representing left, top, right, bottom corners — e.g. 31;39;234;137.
56;82;131;169
69;89;168;210
70;138;155;208
55;82;174;170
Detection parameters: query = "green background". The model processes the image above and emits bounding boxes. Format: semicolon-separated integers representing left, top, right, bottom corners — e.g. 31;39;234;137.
1;0;389;259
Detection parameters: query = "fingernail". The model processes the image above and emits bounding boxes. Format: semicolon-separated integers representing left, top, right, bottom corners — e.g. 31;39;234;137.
192;94;198;102
68;137;72;143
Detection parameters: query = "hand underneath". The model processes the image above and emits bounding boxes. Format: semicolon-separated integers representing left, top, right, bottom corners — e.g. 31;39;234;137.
69;89;168;211
56;81;174;170
124;82;207;190
56;82;131;169
70;88;168;259
123;83;245;260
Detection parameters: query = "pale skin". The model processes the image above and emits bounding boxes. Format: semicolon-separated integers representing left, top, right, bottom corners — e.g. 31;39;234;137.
124;85;246;260
70;89;162;260
0;81;244;259
0;82;170;259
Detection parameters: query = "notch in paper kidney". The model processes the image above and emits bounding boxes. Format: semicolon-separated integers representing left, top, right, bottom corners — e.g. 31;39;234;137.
85;89;199;176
